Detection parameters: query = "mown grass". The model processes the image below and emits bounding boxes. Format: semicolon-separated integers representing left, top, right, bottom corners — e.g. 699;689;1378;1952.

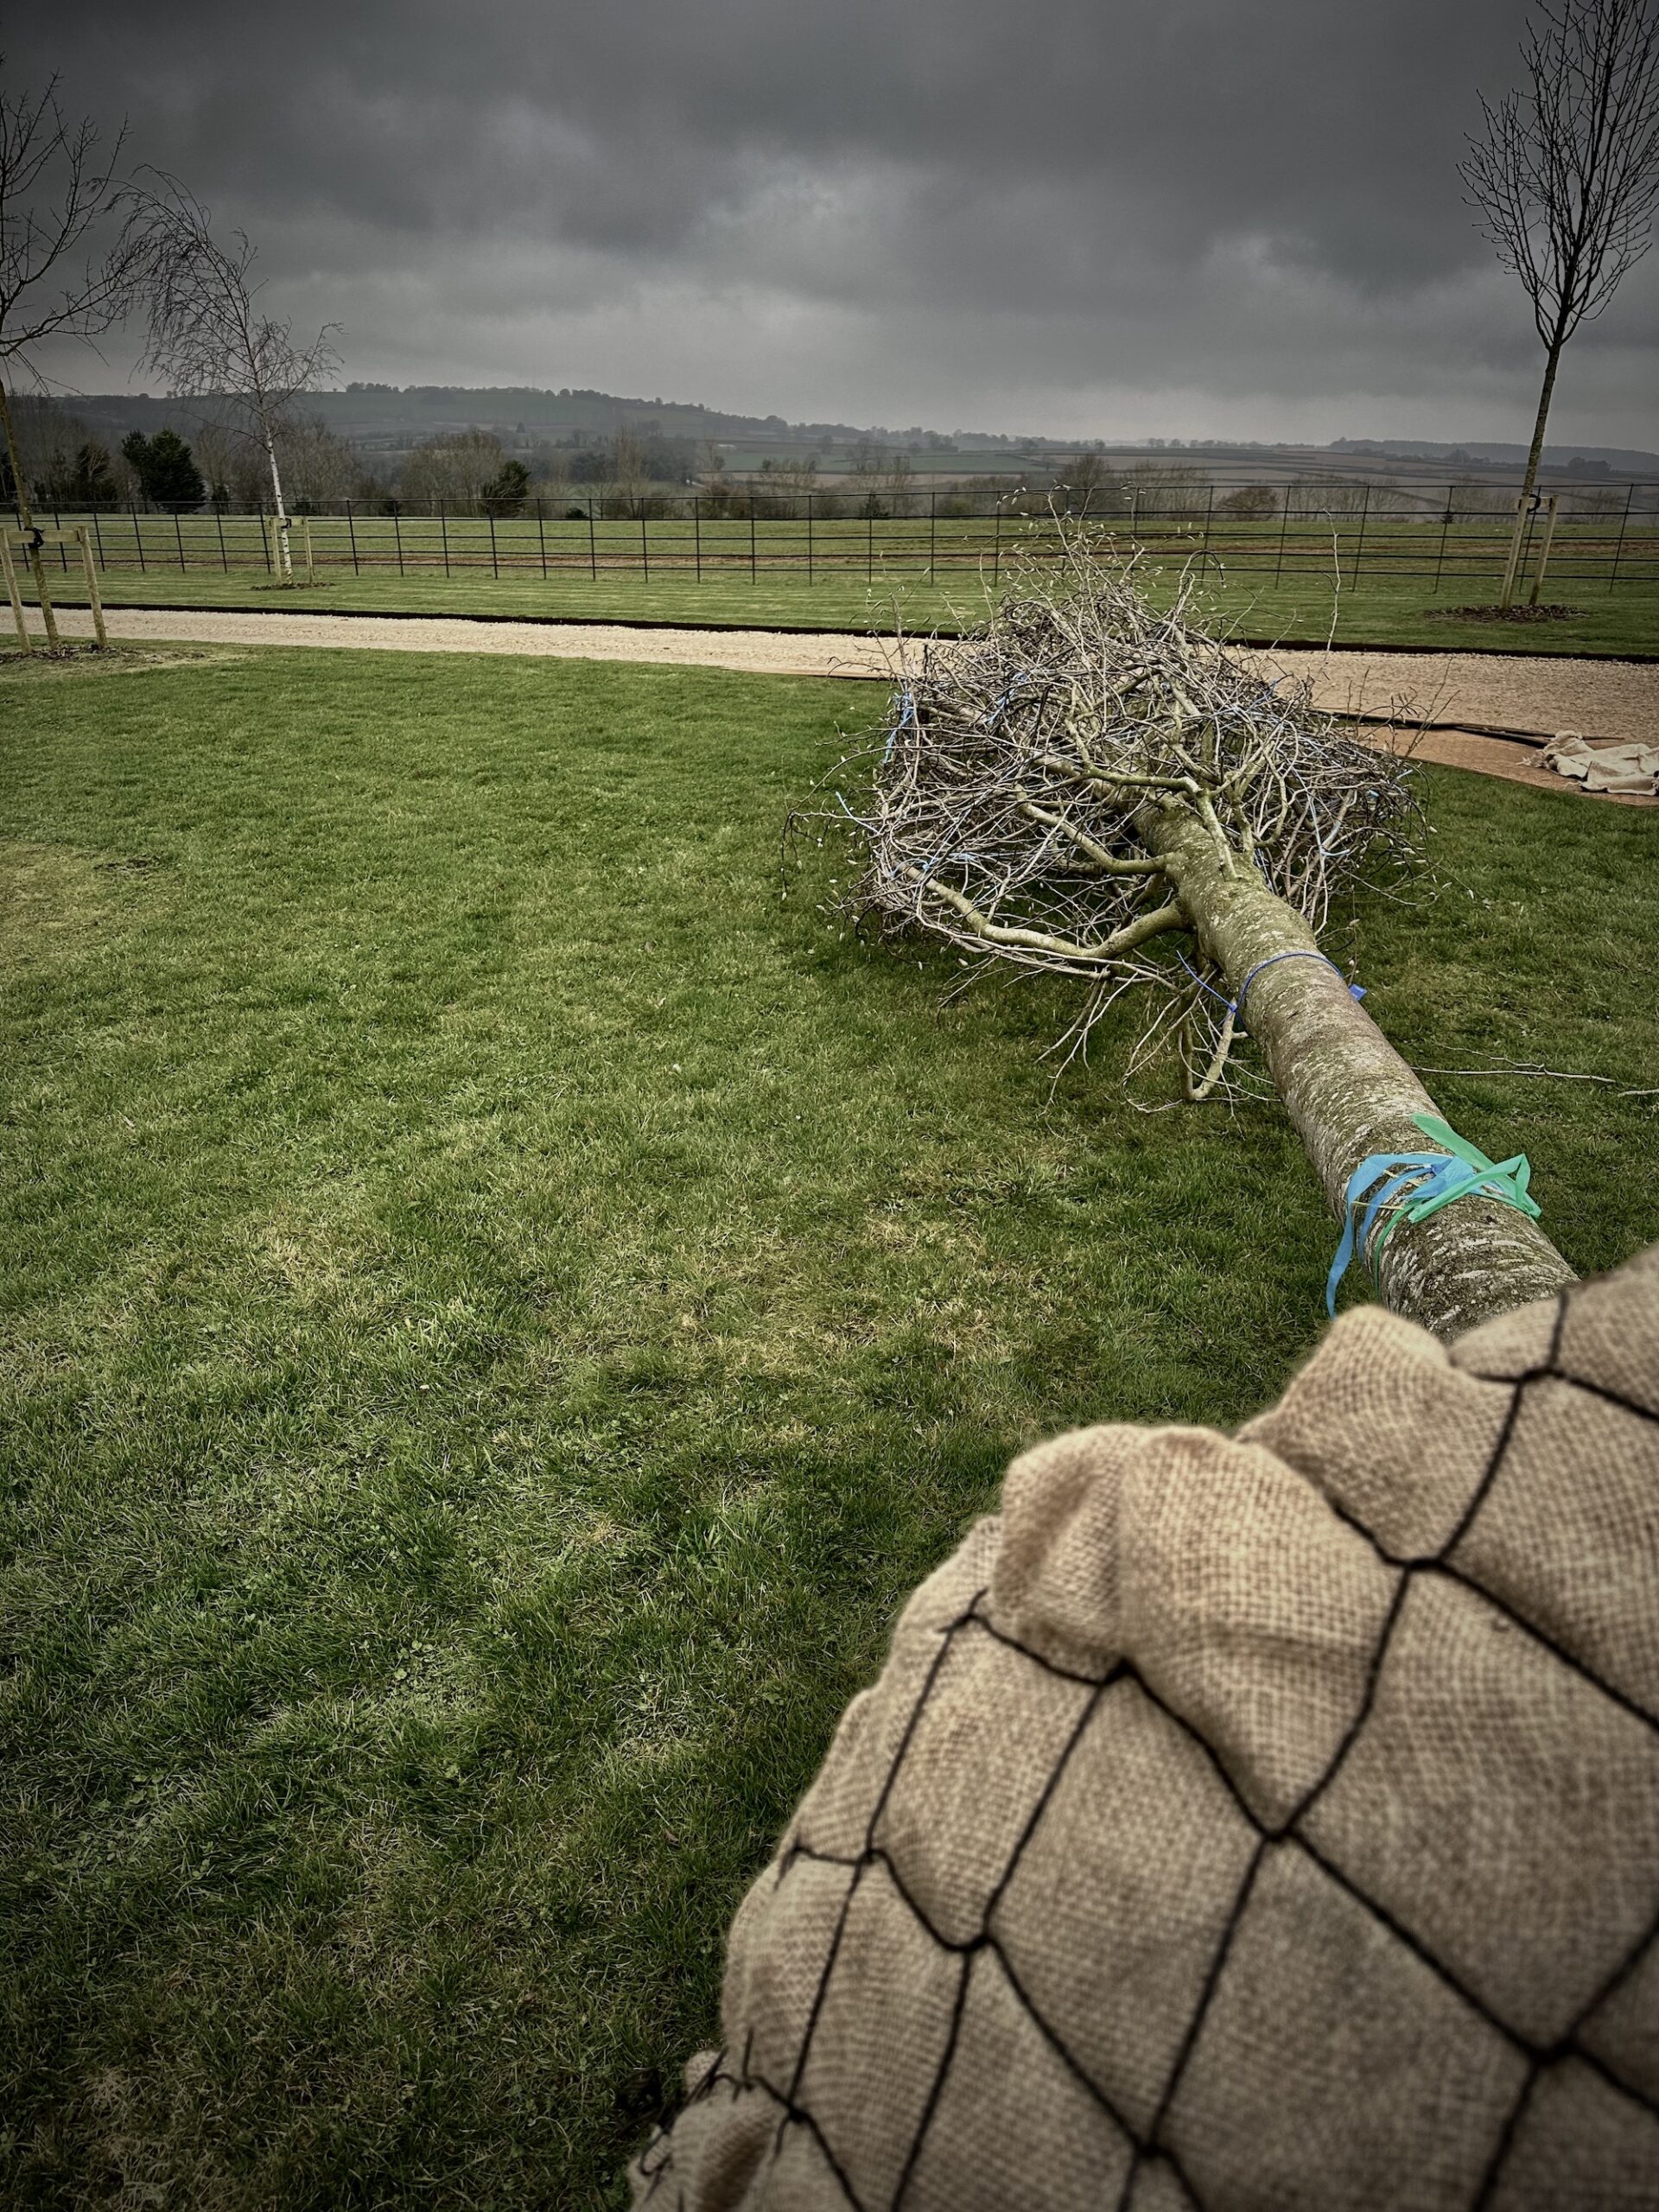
2;646;1656;2209
21;560;1659;656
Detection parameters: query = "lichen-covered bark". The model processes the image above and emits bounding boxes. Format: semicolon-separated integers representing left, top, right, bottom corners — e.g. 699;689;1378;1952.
1141;804;1575;1337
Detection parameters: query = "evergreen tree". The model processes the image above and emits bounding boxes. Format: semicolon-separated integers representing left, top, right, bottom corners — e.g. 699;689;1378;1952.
121;429;206;509
481;458;531;514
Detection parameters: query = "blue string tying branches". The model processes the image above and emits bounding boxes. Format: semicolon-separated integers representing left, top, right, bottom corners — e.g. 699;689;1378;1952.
1172;946;1363;1031
1236;950;1365;1026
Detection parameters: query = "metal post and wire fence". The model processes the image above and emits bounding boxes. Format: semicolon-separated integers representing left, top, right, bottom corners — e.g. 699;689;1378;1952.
10;473;1658;596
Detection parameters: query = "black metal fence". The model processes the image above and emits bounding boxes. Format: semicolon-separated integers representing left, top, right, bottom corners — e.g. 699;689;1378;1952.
16;477;1659;592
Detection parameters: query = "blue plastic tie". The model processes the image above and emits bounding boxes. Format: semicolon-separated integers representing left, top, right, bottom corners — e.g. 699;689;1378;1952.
882;690;916;766
1173;946;1363;1033
1173;948;1237;1015
1236;950;1364;1029
1325;1113;1541;1316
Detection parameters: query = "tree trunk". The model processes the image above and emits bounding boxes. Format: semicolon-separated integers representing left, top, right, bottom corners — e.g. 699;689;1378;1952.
1141;804;1575;1338
1499;335;1564;610
265;428;292;582
0;377;61;651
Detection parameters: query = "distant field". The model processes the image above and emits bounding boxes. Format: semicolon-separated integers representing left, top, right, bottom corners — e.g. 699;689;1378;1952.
21;556;1659;658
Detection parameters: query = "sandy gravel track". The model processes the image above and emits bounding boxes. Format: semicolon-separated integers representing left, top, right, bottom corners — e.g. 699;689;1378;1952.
46;604;1658;746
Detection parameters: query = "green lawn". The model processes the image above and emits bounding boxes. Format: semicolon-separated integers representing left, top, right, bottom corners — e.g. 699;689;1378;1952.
22;558;1659;656
2;645;1656;2209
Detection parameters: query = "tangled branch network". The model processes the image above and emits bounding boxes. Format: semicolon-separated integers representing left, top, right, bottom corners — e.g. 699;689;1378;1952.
827;543;1421;1099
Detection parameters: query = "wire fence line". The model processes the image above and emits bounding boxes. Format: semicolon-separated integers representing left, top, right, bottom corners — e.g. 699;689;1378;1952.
15;477;1659;593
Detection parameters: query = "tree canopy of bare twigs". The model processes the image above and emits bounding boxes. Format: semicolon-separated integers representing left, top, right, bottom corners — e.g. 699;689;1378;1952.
136;178;339;578
835;550;1415;1101
1460;0;1659;602
0;64;147;643
816;542;1573;1336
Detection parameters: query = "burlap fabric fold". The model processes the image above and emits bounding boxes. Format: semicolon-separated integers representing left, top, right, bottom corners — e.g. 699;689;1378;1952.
631;1246;1659;2210
1540;733;1659;798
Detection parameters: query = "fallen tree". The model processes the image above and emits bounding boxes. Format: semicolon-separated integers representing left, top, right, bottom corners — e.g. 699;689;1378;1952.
824;550;1573;1337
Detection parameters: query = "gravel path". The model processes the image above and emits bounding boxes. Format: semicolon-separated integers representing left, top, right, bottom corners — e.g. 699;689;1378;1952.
47;604;1659;744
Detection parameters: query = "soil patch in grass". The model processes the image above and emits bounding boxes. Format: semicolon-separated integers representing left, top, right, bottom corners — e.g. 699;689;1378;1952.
0;639;246;682
1427;602;1588;626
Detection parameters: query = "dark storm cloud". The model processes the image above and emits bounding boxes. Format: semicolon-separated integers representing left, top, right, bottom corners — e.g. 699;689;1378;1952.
22;0;1659;438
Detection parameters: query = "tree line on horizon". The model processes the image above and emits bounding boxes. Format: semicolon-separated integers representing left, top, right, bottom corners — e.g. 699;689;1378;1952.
6;393;1640;524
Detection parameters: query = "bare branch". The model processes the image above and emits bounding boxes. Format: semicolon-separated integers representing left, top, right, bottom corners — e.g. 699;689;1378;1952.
0;65;146;368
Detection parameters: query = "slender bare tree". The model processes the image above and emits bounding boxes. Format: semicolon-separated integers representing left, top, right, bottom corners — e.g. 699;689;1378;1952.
137;180;338;582
827;546;1574;1337
1460;0;1659;605
0;67;144;647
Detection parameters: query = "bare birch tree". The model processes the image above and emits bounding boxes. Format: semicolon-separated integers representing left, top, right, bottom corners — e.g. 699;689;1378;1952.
825;548;1574;1338
0;67;144;647
136;181;338;582
1460;0;1659;606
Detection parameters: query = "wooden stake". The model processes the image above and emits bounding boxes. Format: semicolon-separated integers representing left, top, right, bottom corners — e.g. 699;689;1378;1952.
0;535;32;654
77;527;108;648
1528;495;1560;607
300;517;315;586
27;537;60;650
1497;494;1529;609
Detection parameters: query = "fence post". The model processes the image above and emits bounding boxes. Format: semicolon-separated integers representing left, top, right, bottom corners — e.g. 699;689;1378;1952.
537;499;547;578
640;497;649;581
174;511;186;571
1274;486;1291;582
134;504;146;575
1609;483;1634;590
346;502;359;575
929;487;937;580
993;497;1001;586
807;492;813;586
867;505;874;584
488;506;499;578
1352;483;1370;588
694;496;702;582
215;508;227;571
751;502;757;583
440;502;449;577
393;507;404;576
92;509;106;569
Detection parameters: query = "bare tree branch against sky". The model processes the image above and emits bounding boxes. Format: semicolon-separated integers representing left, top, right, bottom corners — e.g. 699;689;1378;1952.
13;1;1659;442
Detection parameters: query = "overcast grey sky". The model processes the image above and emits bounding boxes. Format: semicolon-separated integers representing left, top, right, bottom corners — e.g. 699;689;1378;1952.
21;0;1659;442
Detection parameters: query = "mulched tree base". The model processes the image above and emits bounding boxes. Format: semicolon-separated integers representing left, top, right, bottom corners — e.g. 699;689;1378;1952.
1427;603;1587;625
